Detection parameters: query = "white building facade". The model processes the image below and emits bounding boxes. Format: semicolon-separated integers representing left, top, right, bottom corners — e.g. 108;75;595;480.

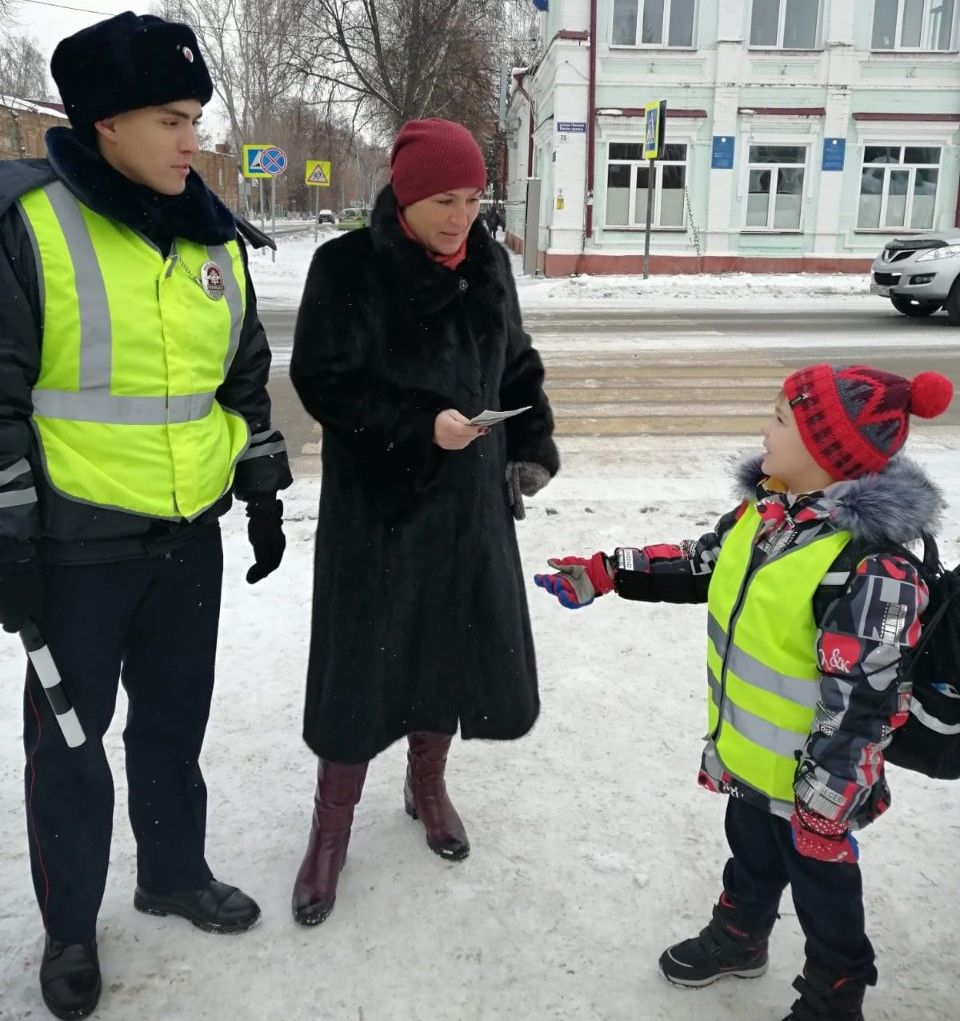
504;0;960;274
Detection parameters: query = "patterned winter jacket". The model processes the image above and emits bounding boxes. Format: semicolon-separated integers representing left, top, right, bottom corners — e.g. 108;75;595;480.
612;454;943;829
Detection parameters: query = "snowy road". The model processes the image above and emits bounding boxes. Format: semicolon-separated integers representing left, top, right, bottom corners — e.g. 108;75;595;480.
262;305;960;479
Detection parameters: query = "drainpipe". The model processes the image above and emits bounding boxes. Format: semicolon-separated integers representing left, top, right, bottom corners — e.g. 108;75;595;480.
585;0;598;239
515;74;535;177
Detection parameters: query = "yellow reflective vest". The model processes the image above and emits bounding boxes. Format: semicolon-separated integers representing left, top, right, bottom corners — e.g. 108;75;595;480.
17;180;249;520
704;503;851;810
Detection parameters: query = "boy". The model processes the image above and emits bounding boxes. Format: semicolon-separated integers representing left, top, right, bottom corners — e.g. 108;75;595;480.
535;365;953;1020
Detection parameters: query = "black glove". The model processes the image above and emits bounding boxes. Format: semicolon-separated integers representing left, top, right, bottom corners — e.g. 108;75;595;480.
0;545;43;633
245;497;285;584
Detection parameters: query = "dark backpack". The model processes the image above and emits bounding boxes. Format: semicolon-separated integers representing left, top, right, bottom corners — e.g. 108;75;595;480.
885;537;960;779
818;534;960;780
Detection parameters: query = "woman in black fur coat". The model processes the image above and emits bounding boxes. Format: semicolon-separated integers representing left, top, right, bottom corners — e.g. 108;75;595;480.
289;118;559;926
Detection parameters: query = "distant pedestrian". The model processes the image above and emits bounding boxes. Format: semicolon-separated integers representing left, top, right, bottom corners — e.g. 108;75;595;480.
485;202;504;239
289;117;559;927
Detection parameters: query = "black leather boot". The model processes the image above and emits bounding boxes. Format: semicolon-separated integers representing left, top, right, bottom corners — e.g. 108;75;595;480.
291;759;369;925
40;935;101;1020
404;732;470;861
133;879;260;933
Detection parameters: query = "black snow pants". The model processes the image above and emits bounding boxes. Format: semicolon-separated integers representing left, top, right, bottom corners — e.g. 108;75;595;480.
22;525;223;943
722;796;878;985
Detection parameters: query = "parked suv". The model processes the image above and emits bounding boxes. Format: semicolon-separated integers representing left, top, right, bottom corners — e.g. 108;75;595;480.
870;229;960;324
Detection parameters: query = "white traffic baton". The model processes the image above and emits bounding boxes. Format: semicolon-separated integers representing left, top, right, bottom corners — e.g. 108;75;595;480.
20;621;86;748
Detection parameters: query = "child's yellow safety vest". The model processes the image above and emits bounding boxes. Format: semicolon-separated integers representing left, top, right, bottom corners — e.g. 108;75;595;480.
705;504;851;810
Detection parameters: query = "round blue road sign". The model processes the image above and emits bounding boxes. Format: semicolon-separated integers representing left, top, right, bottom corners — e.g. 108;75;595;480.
260;146;288;176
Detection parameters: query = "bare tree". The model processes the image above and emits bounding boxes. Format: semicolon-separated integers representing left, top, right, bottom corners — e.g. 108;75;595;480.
292;1;512;139
155;0;312;211
0;32;49;101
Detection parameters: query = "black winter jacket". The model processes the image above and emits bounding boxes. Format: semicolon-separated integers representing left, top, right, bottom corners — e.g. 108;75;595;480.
290;186;559;762
0;129;292;562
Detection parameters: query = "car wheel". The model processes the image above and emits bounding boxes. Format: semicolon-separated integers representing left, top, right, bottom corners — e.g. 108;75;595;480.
945;280;960;326
890;296;941;317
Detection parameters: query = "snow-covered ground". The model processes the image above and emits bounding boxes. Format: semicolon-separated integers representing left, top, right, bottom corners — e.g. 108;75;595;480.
1;231;957;1020
1;435;958;1021
245;230;883;316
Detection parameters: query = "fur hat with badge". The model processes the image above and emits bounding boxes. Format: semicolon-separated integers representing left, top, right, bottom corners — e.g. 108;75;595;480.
784;364;953;480
51;11;213;138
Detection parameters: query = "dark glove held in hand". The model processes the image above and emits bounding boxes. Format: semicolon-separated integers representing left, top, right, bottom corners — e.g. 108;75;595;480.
0;553;43;632
246;498;285;584
506;462;552;521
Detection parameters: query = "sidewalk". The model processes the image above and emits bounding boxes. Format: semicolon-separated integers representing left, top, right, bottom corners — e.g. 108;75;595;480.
246;230;879;314
1;436;957;1020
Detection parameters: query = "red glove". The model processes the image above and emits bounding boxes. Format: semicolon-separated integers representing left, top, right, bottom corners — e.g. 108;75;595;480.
790;804;859;864
533;553;614;609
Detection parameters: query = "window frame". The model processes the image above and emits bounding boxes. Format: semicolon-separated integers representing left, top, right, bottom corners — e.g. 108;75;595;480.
741;143;809;232
870;0;958;52
609;0;699;50
603;141;690;231
748;0;824;50
856;143;942;232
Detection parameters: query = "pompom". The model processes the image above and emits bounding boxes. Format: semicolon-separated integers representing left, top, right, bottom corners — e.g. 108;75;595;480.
910;371;954;419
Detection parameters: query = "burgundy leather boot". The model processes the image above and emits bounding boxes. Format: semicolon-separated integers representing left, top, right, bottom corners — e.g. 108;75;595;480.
404;732;470;861
291;760;368;925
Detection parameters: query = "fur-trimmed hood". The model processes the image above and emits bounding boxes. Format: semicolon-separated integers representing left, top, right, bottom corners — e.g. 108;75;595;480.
734;453;945;545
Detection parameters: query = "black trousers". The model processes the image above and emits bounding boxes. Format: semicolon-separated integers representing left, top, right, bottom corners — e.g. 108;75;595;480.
721;796;877;984
22;527;223;944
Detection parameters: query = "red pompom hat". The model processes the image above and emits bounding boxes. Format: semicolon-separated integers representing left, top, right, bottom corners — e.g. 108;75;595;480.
390;118;487;208
783;364;954;480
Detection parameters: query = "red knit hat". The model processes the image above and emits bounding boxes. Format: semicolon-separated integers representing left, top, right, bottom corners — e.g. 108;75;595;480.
783;364;953;480
390;118;487;208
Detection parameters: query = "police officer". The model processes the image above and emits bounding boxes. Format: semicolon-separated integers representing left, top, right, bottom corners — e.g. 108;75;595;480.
0;13;292;1018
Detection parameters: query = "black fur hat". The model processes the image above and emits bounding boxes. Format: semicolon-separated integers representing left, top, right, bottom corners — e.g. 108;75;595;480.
51;12;213;133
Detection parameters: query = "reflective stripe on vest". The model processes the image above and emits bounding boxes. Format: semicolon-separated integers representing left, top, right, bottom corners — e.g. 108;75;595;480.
704;505;851;807
18;182;249;519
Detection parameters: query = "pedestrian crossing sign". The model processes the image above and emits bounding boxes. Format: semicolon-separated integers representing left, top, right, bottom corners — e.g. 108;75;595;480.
643;101;667;160
305;160;332;187
242;144;274;179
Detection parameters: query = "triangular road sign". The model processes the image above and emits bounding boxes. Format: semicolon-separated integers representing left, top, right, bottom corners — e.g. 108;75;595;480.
305;159;332;187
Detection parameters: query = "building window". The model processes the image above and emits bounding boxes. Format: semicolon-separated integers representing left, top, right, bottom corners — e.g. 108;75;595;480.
871;0;956;50
744;145;806;230
605;143;688;228
611;0;697;47
857;145;940;229
749;0;821;48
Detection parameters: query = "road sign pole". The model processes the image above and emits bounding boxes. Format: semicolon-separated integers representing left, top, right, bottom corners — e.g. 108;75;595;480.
259;179;265;233
643;159;655;280
270;177;277;263
314;185;319;243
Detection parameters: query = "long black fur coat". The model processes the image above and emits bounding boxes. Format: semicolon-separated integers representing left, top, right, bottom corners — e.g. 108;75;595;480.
290;186;559;763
